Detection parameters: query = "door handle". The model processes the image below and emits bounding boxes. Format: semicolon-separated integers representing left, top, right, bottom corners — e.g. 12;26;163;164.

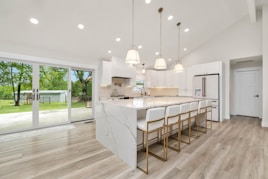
254;95;259;97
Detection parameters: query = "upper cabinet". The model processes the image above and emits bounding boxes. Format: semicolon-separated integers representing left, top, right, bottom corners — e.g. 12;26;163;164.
145;68;191;88
100;61;112;86
192;61;222;76
111;57;136;79
99;57;137;86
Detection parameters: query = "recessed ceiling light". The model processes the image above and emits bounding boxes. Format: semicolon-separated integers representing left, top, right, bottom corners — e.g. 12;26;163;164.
116;38;121;42
184;48;187;51
138;45;142;49
145;0;151;4
168;58;172;61
30;18;39;24
108;50;112;54
184;28;190;32
155;52;159;55
168;16;173;21
78;24;84;29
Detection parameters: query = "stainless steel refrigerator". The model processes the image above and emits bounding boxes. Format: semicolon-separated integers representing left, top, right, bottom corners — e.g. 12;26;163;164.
193;74;220;121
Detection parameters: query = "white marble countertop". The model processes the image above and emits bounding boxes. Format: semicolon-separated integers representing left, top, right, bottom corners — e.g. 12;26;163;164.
100;96;200;109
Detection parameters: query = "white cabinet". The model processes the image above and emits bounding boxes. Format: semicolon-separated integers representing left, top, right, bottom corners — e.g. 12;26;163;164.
145;70;155;88
99;57;137;87
176;66;193;96
192;64;206;76
206;62;221;74
100;61;112;86
186;66;193;90
111;57;136;79
164;70;173;87
192;61;222;76
145;70;179;88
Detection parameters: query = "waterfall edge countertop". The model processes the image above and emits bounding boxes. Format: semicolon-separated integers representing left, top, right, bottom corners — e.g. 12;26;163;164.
96;96;201;171
100;96;200;109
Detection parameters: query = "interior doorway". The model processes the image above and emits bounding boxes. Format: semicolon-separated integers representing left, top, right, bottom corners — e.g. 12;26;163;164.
234;69;261;117
230;56;262;118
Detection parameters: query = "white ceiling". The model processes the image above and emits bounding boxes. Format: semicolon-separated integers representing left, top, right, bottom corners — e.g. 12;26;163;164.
0;0;265;69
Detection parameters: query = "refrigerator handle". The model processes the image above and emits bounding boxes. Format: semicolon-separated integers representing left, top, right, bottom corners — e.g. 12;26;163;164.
202;77;206;97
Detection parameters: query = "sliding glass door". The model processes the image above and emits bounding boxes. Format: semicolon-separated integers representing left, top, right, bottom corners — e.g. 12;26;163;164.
0;60;33;133
0;58;94;134
38;65;69;126
71;68;93;121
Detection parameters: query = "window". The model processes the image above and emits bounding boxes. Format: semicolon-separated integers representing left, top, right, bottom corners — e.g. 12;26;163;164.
132;80;144;92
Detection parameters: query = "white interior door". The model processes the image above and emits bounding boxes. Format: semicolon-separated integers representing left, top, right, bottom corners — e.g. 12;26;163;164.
235;70;261;117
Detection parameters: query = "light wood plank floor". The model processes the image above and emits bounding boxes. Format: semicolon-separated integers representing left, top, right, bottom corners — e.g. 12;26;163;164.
0;116;267;179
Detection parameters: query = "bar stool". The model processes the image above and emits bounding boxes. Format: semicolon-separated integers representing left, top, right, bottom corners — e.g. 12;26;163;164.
206;100;213;129
189;101;199;138
165;105;181;156
197;100;207;133
180;103;191;144
137;107;166;174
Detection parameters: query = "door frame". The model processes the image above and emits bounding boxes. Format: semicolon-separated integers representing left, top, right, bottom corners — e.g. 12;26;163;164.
233;67;262;118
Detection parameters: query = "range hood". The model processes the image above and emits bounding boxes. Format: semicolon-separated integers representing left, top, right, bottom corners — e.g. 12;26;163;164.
111;57;136;79
112;76;131;79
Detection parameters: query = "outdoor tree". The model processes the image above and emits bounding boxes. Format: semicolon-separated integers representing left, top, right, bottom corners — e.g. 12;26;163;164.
39;66;68;90
0;61;32;106
73;70;92;101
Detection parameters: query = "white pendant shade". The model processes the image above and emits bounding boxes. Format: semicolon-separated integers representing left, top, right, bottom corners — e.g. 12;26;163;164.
142;69;146;73
126;49;140;64
154;58;167;69
174;63;184;72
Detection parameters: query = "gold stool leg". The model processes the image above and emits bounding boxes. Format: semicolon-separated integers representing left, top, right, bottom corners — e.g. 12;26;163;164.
146;131;149;174
188;117;191;144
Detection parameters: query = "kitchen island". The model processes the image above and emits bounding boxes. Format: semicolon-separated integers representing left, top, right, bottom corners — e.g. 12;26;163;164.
96;97;199;170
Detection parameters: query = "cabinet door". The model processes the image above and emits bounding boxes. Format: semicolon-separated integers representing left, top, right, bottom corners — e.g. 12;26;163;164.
186;66;193;90
206;62;220;74
164;70;173;87
145;70;152;87
172;71;180;88
177;71;185;89
157;71;165;87
192;64;206;76
100;61;112;86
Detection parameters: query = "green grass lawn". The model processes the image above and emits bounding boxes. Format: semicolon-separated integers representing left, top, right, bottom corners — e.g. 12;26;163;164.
0;100;88;114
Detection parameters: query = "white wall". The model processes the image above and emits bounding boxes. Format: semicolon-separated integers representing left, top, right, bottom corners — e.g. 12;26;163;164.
181;15;262;120
262;6;268;127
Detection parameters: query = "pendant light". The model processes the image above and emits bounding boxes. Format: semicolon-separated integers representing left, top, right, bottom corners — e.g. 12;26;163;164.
142;63;146;73
154;7;167;70
126;0;140;64
174;22;184;72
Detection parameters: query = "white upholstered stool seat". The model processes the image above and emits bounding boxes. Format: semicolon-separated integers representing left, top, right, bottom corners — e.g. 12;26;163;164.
179;103;191;144
137;107;166;174
165;105;181;154
197;100;208;133
189;101;199;138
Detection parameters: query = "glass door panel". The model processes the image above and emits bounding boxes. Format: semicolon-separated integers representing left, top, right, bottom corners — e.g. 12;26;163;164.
38;65;69;126
0;60;33;133
71;69;93;121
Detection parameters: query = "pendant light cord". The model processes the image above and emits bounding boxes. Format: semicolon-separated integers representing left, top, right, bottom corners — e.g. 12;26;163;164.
132;0;134;49
177;22;181;64
159;8;163;58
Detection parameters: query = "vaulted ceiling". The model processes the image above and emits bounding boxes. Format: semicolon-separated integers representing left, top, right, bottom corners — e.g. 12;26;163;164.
0;0;266;69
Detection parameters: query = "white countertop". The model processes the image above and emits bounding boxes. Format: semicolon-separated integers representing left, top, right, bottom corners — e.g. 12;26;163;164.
100;96;200;109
